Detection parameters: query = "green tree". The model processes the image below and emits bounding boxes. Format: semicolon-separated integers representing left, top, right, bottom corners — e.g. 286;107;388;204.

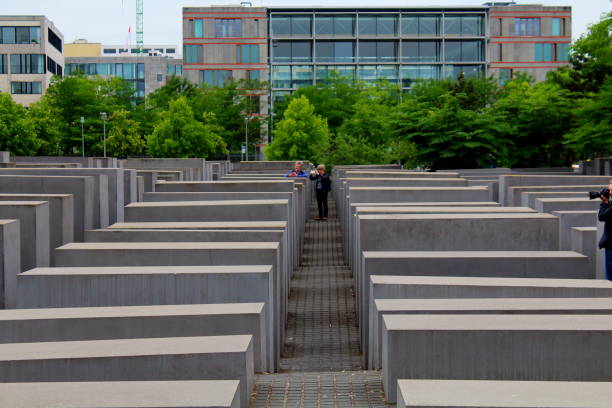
0;92;42;155
265;95;329;162
147;96;227;158
563;76;612;158
27;97;64;155
106;110;146;157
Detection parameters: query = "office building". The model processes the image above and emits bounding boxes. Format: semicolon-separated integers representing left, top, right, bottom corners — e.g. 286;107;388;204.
0;15;64;105
182;3;571;112
66;40;180;59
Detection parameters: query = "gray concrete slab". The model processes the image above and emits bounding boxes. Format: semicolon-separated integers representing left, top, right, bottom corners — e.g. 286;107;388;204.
0;202;49;272
0;194;73;264
108;221;287;230
344;178;468;187
536;197;600;214
0;220;20;309
136;170;158;193
572;226;597;276
0;335;253;408
551;210;597;250
596;220;606;280
343;171;459;179
383;314;612;402
0;380;241;408
0;303;267;373
371;297;612;370
397;379;612;408
0;169;113;227
502;178;611;206
17;265;274;372
0;175;94;241
348;187;490;204
522;191;588;209
155;180;295;193
122;158;206;180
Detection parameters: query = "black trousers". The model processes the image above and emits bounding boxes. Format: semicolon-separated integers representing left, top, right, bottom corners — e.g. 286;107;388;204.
316;190;328;218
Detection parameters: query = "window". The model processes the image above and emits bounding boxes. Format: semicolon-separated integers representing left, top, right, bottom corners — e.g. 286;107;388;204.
315;41;354;62
272;41;311;63
103;48;117;54
166;48;176;54
402;15;440;35
315;15;354;35
534;43;553;61
359;41;397;62
200;70;233;87
184;45;203;64
237;44;260;63
11;81;42;94
0;26;40;44
358;65;398;83
167;64;182;76
557;43;570;61
498;44;503;61
118;48;128;54
551;18;566;36
0;55;6;74
515;18;540;36
292;65;313;88
499;68;512;85
246;70;260;82
359;15;397;35
215;19;242;38
401;41;439;62
157;74;163;82
137;63;145;80
401;65;440;87
246;95;261;114
316;65;355;82
194;19;203;38
444;40;483;62
47;56;62;75
272;66;291;88
444;15;483;36
48;28;62;52
10;54;45;74
443;64;484;79
272;90;291;105
272;15;312;36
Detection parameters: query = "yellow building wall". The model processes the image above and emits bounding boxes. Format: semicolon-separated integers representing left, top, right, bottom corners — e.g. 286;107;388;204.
65;43;102;57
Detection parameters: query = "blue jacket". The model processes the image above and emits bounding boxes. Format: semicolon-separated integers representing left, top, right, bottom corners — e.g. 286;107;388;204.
284;169;308;178
598;202;612;249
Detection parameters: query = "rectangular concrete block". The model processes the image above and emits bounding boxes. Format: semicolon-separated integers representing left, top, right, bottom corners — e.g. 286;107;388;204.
501;176;611;206
0;220;20;309
521;191;588;209
383;314;612;402
0;335;254;408
572;226;597;275
155;180;295;193
0;380;241;408
348;187;490;204
0;303;268;373
0;175;94;241
397;379;612;408
108;221;288;230
344;178;468;187
344;171;459;179
536;197;600;213
551;210;597;250
0;202;50;272
371;297;612;370
0;194;73;264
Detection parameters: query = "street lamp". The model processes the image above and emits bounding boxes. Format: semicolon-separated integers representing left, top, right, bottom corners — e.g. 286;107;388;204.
100;112;108;158
80;116;85;158
244;116;250;162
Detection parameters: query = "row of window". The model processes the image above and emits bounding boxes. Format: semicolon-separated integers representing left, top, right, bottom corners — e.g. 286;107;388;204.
272;40;484;63
65;63;146;80
167;64;183;76
270;64;484;90
0;26;40;44
513;17;568;37
198;69;261;87
0;53;64;75
11;81;42;94
103;47;176;54
271;14;484;37
188;18;245;38
185;44;262;64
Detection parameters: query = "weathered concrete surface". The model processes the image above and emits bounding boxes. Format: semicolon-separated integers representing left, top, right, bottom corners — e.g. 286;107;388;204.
0;194;73;264
155;180;295;193
108;221;287;230
122;158;206;180
0;335;253;408
0;202;49;272
551;210;597;250
343;171;459;179
0;303;267;373
0;175;94;241
500;176;611;206
522;191;588;209
0;380;241;408
0;220;20;309
509;185;605;207
143;191;294;202
572;226;597;275
343;178;468;187
371;297;612;370
397;379;612;408
536;197;600;214
382;314;612;402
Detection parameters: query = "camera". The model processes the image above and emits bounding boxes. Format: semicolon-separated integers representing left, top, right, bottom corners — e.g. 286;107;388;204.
588;188;610;200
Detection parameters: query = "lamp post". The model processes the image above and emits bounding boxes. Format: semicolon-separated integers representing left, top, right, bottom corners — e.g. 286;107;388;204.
100;112;108;158
244;116;249;162
80;117;85;158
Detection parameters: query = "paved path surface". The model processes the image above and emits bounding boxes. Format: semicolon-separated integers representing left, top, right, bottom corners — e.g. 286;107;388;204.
250;198;391;407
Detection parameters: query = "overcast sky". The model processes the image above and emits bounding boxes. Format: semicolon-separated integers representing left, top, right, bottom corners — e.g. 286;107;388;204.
3;0;610;47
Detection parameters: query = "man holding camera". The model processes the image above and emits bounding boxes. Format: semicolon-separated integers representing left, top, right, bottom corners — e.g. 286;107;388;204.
598;183;612;281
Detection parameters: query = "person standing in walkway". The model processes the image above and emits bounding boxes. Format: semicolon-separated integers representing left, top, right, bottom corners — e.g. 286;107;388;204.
310;164;331;220
598;183;612;280
285;161;309;178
